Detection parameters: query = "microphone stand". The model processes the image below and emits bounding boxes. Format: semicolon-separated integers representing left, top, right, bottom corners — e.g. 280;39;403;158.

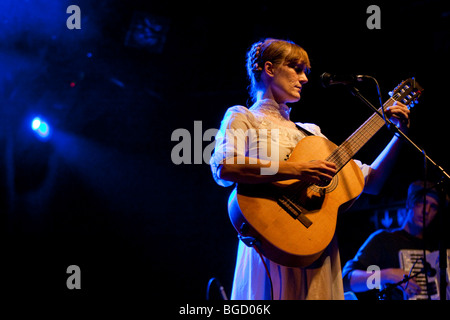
377;269;422;300
348;86;449;300
435;178;449;300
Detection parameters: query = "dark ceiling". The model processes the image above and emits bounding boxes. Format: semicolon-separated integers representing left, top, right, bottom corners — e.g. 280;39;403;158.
2;0;449;306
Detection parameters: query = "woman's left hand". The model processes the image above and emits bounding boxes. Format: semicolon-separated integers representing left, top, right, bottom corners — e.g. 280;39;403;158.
386;101;410;132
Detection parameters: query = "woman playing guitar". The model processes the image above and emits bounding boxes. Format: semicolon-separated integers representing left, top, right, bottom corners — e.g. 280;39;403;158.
210;38;410;300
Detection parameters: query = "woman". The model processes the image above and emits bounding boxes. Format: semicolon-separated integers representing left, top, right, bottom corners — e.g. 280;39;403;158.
210;38;410;300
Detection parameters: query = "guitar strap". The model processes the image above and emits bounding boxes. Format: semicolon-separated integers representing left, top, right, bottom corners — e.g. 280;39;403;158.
283;124;316;161
295;123;315;136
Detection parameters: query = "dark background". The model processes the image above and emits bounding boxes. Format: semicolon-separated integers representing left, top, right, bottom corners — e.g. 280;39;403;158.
2;0;449;303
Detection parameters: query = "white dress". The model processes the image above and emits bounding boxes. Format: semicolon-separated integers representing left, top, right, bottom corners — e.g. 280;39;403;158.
210;99;370;300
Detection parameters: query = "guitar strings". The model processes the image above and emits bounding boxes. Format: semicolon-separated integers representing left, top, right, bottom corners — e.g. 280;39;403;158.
277;82;418;214
280;96;399;204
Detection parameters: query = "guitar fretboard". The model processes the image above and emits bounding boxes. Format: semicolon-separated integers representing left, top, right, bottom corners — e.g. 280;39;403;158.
326;98;397;171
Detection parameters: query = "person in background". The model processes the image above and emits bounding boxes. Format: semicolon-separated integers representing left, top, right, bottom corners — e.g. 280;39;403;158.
342;180;442;300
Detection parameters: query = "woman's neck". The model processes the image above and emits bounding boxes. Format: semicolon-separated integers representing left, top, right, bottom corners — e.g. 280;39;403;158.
255;91;291;120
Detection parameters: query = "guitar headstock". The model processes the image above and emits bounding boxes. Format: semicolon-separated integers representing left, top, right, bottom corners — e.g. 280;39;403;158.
388;77;423;108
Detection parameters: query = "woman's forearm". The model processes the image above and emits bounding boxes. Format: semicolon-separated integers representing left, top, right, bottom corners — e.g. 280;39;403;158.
217;157;296;184
364;135;403;195
218;156;337;185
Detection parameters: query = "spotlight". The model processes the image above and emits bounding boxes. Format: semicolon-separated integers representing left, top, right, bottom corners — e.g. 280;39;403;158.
31;117;50;139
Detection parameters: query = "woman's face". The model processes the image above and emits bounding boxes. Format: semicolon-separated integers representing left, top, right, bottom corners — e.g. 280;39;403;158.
269;61;309;104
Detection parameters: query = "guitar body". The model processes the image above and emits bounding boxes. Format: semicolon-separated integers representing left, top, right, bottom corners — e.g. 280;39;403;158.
229;136;365;267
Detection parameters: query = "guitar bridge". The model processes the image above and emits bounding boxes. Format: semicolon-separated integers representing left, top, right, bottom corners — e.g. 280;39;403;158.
277;195;313;228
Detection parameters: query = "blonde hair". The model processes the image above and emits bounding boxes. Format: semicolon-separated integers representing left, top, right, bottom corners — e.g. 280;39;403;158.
246;38;311;102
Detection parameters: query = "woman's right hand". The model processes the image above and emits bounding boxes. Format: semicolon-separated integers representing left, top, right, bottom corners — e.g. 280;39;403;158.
292;160;337;185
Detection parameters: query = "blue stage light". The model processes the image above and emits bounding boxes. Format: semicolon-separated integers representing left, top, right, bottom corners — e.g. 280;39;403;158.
31;117;50;139
31;118;41;130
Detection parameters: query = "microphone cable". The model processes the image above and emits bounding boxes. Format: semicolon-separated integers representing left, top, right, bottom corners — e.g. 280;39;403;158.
206;277;228;300
365;75;389;127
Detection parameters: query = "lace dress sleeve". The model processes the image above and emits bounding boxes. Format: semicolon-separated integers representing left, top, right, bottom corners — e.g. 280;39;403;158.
209;106;255;187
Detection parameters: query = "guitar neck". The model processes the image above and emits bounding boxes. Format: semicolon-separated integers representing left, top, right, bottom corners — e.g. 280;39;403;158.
327;97;397;171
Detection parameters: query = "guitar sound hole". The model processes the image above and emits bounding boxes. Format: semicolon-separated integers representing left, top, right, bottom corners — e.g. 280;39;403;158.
310;175;338;193
318;178;331;187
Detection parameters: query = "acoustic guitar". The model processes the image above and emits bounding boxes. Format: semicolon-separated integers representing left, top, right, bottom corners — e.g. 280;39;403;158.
228;78;423;267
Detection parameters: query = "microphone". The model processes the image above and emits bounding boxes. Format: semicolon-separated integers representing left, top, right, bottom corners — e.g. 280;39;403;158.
320;72;366;88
